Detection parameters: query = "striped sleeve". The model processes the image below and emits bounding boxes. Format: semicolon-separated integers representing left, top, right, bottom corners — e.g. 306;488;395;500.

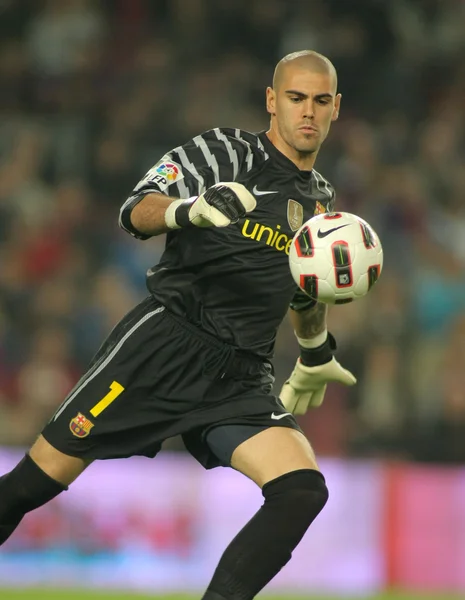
328;192;336;211
291;171;334;311
119;128;261;239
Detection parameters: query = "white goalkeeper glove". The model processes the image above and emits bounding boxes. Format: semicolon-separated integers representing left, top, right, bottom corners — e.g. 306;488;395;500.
164;182;256;229
280;333;356;415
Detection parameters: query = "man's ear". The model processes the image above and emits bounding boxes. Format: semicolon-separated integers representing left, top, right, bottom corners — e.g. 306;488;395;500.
266;87;276;115
332;93;342;121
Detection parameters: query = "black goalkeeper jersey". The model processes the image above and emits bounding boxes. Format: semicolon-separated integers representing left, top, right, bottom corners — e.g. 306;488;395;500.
120;129;335;358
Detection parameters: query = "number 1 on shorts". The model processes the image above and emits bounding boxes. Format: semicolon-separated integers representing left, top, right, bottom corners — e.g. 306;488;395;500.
90;381;125;417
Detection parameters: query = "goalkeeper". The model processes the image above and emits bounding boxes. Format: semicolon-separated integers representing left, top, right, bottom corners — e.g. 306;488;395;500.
0;50;355;600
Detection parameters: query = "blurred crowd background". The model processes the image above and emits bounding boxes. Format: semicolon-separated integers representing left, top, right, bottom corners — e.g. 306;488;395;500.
0;0;464;463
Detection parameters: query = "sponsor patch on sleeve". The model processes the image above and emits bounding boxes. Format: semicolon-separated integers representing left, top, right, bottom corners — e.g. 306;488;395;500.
136;157;184;192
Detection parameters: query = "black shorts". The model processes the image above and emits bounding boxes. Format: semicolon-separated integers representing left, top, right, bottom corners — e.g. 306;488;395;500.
42;296;301;469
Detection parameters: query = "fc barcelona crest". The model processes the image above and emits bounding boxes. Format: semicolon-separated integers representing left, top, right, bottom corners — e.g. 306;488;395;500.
287;199;303;231
70;413;94;438
314;201;326;216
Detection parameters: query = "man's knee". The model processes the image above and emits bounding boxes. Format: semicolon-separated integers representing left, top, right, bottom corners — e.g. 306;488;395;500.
231;427;319;487
0;437;91;546
0;454;68;515
29;435;91;486
262;468;329;524
0;454;69;545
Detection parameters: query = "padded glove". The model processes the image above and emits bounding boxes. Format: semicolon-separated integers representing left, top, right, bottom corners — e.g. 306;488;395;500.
280;357;356;414
280;333;356;414
165;182;256;229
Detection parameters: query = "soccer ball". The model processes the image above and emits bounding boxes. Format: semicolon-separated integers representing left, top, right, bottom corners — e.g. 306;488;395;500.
289;212;383;304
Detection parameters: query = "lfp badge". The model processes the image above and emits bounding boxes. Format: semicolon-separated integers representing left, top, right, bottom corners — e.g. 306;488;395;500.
70;413;94;438
156;162;180;181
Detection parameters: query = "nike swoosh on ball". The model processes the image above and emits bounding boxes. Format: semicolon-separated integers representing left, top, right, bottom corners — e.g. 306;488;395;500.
317;224;349;238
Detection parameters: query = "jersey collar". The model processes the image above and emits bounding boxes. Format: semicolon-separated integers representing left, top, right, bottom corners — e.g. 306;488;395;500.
258;131;313;179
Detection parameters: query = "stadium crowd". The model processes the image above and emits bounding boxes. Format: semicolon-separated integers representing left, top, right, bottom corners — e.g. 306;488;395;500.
0;0;464;462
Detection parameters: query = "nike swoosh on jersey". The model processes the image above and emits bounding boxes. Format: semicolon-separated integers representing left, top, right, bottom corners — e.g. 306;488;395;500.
147;266;168;276
317;224;349;238
271;412;293;420
253;185;278;196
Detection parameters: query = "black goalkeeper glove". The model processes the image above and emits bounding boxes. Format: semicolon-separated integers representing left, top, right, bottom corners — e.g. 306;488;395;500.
165;182;256;229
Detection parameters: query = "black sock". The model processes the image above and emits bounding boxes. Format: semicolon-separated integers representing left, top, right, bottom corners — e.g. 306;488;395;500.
202;469;328;600
0;454;67;545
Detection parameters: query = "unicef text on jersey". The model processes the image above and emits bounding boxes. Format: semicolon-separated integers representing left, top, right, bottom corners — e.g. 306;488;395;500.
241;219;293;254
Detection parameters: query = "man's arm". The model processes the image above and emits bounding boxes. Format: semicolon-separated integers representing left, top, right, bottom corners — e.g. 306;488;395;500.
120;128;259;240
130;192;177;237
288;302;328;345
280;302;356;415
123;183;256;239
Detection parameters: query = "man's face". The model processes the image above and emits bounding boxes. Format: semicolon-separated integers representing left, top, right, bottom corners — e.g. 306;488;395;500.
266;66;341;156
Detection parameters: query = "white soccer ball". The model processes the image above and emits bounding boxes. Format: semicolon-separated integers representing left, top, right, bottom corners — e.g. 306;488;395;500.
289;212;383;304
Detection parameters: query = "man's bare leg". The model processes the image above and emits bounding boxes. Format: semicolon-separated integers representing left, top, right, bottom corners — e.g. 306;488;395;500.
29;434;92;486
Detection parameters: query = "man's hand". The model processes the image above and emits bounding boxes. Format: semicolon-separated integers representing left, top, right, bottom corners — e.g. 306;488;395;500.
165;182;256;229
280;357;356;415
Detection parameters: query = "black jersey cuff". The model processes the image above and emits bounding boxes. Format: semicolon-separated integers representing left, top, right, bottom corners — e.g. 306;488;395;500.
289;288;317;312
119;194;153;240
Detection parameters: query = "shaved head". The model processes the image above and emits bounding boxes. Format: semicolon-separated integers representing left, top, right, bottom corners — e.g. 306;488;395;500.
273;50;337;92
266;50;341;170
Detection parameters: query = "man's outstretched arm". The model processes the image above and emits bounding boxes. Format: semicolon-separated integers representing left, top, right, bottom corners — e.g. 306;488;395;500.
289;301;328;344
120;183;256;238
280;301;356;415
